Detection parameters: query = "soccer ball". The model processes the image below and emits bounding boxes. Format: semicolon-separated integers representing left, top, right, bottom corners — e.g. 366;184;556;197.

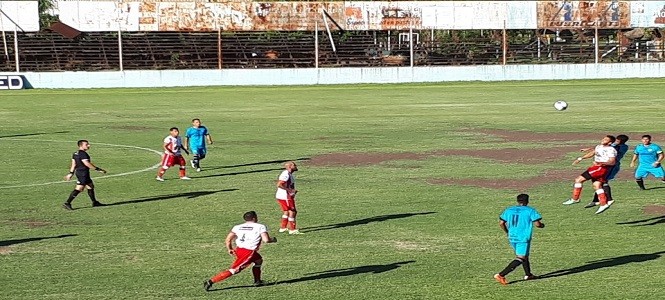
554;100;568;111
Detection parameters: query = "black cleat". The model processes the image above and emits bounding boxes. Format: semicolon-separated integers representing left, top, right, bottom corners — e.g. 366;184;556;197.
62;203;74;211
254;280;266;287
92;201;107;207
203;280;213;292
523;275;540;281
584;202;599;208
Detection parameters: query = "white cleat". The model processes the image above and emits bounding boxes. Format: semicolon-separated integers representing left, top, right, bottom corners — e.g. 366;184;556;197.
196;168;201;172
595;204;611;214
608;200;615;206
278;228;288;233
190;160;196;168
156;177;165;182
180;176;191;180
562;199;580;205
288;230;304;235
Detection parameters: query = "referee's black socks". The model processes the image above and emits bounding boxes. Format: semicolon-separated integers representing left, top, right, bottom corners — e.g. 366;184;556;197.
66;190;81;204
87;189;98;202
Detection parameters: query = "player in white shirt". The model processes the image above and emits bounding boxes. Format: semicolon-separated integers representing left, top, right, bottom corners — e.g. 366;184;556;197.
156;127;190;181
563;135;618;214
275;161;302;234
203;211;277;291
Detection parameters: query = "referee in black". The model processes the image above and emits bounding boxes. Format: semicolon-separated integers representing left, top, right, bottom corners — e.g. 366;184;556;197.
63;140;107;210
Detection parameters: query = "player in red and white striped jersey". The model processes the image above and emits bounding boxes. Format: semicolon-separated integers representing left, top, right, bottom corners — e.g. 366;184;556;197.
156;127;190;181
203;211;277;291
276;161;301;234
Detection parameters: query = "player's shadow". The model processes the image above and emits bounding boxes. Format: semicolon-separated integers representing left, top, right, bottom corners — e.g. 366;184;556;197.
0;234;77;247
533;251;665;280
0;131;69;139
215;261;415;291
104;190;237;207
196;168;283;179
646;186;665;190
616;215;665;226
204;157;310;171
301;212;437;233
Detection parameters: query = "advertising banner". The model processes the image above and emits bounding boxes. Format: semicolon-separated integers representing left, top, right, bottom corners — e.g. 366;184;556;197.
537;1;631;29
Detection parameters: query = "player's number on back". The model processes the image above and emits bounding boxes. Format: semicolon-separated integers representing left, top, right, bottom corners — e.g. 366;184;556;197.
239;234;246;242
511;215;519;227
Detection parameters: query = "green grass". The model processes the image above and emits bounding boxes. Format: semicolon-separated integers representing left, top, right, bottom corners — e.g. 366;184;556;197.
1;79;665;299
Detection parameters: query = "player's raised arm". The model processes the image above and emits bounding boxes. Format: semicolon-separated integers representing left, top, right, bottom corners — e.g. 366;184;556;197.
225;231;237;256
261;232;277;244
573;150;595;165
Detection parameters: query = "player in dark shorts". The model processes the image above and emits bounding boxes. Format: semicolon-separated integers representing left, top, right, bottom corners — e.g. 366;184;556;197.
63;140;107;210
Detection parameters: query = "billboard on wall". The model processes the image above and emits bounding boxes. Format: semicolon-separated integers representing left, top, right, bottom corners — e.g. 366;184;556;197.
537;0;631;29
630;1;665;27
344;1;537;30
0;1;39;32
58;1;344;32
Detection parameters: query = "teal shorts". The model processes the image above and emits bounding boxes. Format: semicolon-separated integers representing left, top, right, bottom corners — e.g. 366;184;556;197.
510;242;531;256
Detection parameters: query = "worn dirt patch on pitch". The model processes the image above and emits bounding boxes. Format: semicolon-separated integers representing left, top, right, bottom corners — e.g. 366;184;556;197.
427;169;579;191
108;125;155;131
5;219;54;228
307;146;582;167
0;247;12;255
643;205;665;215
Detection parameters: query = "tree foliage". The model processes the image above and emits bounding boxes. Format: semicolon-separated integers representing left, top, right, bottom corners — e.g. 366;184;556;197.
38;0;58;30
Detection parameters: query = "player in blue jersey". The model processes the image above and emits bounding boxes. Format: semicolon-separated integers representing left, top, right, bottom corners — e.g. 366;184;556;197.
630;135;665;190
494;194;545;285
185;118;213;172
584;134;629;208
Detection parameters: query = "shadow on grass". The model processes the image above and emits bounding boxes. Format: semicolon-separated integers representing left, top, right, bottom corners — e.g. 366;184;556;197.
215;261;415;291
617;215;665;227
203;157;310;171
0;234;77;247
103;189;237;207
516;251;665;282
646;186;665;191
301;212;437;233
196;168;283;179
0;131;69;139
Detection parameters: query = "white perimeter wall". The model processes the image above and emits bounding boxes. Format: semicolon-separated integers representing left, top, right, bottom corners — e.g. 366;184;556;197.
9;63;665;89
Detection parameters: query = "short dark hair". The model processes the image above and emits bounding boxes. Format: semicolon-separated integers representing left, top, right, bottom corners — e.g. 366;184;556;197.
169;127;179;132
606;135;616;143
642;134;652;140
517;194;529;204
616;134;629;143
243;211;258;221
77;140;88;147
192;118;200;122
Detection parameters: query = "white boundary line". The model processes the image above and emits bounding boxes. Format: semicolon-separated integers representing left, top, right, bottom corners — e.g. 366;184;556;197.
0;138;162;189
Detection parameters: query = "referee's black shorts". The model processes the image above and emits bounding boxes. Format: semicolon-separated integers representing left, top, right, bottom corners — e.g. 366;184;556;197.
75;171;93;185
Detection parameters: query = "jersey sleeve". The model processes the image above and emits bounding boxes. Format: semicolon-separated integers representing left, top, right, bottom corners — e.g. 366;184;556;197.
499;209;509;222
81;151;90;161
278;170;290;182
258;224;267;234
530;209;542;222
185;128;193;138
655;144;663;154
163;136;171;144
202;126;208;135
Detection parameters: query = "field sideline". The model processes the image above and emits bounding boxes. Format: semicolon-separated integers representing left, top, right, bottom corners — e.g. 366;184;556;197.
1;79;665;299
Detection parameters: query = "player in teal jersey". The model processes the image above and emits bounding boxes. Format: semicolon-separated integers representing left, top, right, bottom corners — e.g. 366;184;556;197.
630;135;665;190
494;194;545;285
185;118;214;172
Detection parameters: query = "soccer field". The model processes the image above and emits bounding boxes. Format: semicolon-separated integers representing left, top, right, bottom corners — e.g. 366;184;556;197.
1;79;665;300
